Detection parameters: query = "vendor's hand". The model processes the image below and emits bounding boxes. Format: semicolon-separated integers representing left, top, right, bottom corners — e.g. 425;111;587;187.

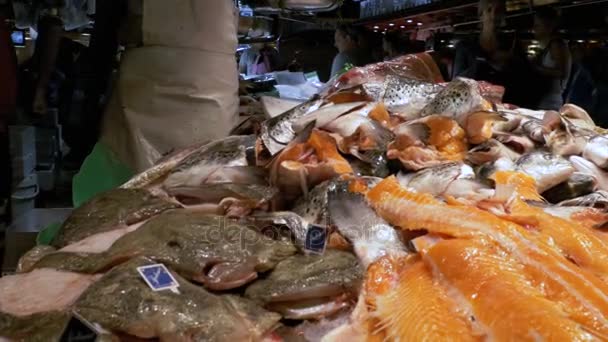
33;88;48;115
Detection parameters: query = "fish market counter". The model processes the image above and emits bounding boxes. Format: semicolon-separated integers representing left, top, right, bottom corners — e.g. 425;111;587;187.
2;53;608;340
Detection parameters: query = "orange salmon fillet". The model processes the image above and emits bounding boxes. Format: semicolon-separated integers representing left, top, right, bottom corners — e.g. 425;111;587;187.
504;198;608;279
367;176;608;336
373;257;477;341
424;238;596;341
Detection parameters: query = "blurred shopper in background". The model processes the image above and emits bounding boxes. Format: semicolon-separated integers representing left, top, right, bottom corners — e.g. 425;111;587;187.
331;24;366;77
383;32;407;60
453;0;535;107
564;42;595;113
531;7;571;110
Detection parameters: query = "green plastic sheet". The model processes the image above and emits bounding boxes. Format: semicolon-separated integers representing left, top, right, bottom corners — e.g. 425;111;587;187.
36;142;134;245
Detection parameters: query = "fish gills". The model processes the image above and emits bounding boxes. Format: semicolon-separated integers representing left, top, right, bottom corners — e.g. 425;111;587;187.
424;238;595;341
373;257;477;341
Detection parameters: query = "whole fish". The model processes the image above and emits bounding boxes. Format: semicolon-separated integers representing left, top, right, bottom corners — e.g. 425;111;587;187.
74;257;281;341
245;250;362;320
52;189;179;248
163;135;257;188
260;99;324;155
515;151;575;193
32;212;297;290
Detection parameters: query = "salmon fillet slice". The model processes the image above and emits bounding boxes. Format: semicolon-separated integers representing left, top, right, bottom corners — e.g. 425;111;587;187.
504;198;608;279
373;256;477;341
367;176;608;334
423;238;596;341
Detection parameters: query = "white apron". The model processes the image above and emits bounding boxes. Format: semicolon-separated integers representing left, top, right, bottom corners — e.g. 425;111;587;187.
101;0;239;172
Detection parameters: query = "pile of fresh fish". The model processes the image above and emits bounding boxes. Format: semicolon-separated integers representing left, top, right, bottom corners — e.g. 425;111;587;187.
4;53;608;341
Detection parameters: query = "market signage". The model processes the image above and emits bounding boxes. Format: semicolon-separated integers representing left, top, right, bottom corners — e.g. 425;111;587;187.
360;0;442;18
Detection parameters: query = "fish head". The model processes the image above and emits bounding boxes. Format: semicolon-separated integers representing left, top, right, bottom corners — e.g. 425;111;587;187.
402;162;470;196
544;130;587;156
516;152;575;193
244;251;362;320
164;135;256;188
468;139;519;165
328;181;406;267
476;157;516;185
420;77;490;120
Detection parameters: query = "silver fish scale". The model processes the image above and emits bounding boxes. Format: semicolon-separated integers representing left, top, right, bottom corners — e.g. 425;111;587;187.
172;136;254;172
381;75;440;109
420;81;472;117
262;100;322;148
292;180;332;225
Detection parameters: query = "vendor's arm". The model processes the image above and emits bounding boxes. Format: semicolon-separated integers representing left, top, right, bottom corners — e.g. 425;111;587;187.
535;39;571;79
33;13;63;114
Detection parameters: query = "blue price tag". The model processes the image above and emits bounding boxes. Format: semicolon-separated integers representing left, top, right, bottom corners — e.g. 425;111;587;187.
305;224;327;255
137;264;180;293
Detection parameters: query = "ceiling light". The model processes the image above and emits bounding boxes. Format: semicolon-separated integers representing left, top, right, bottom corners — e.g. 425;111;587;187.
406;19;413;23
374;30;378;33
417;22;423;26
389;23;395;26
400;25;405;28
373;25;379;29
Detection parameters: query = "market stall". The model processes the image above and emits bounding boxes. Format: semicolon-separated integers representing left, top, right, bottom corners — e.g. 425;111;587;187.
3;0;608;340
3;50;608;340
